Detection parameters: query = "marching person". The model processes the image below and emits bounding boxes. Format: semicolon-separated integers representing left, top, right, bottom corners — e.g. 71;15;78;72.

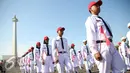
120;37;130;70
70;43;79;73
85;0;126;73
52;27;72;73
34;42;42;73
77;50;84;70
20;57;25;73
41;36;54;73
28;47;35;73
126;22;130;47
81;40;94;73
118;42;124;61
23;51;29;73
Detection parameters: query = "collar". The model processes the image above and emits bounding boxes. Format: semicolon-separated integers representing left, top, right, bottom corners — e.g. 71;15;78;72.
57;36;63;39
91;14;98;17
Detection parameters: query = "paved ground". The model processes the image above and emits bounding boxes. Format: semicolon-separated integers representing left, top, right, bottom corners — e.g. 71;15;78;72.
3;65;130;73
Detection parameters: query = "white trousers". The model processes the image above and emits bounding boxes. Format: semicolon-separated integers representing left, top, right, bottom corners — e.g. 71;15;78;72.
58;53;72;73
95;43;126;73
84;54;94;73
24;65;28;73
122;54;130;70
29;61;35;73
42;56;54;73
78;59;84;69
71;56;79;73
35;60;42;73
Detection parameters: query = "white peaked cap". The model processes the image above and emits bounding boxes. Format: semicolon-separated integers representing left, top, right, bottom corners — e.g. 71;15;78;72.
121;37;126;40
83;40;87;42
128;22;130;27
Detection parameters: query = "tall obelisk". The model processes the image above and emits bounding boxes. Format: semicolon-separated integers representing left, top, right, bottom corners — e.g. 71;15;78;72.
12;15;18;67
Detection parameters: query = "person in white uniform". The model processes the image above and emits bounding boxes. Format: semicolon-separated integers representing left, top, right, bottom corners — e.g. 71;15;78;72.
126;23;130;48
23;51;29;73
85;0;126;73
20;57;26;73
118;42;124;61
52;27;72;73
120;37;130;70
34;42;42;73
77;50;84;70
28;47;35;73
41;36;54;73
81;40;94;73
70;43;79;73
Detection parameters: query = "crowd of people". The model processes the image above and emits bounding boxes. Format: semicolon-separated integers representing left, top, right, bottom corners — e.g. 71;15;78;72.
19;0;130;73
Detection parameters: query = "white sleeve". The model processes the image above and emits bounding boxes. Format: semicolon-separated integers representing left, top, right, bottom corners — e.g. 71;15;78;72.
52;38;57;61
40;45;44;61
121;43;126;54
85;17;98;56
66;39;70;54
69;49;72;60
81;46;85;59
34;49;36;63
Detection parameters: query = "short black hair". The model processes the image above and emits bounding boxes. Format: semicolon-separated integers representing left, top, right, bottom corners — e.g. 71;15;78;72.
43;40;48;44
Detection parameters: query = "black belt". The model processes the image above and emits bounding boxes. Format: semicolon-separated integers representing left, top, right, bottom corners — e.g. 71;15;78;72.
96;40;106;43
96;39;112;44
58;51;67;54
47;54;51;56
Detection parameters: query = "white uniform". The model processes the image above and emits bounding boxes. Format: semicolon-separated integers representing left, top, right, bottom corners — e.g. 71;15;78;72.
127;23;130;47
24;55;29;73
118;45;124;61
81;45;94;73
34;48;42;73
77;51;84;69
85;15;126;73
70;48;79;73
41;44;54;73
20;57;25;73
28;51;35;73
52;36;72;73
121;41;130;70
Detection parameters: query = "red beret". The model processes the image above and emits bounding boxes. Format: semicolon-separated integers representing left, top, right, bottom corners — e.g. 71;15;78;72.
36;42;41;46
88;0;102;11
44;36;49;40
57;27;65;32
71;43;75;47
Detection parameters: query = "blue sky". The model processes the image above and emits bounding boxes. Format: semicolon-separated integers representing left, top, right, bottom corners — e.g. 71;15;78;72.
0;0;130;57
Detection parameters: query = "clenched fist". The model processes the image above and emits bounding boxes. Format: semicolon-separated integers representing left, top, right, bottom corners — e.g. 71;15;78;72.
42;61;45;65
94;52;102;61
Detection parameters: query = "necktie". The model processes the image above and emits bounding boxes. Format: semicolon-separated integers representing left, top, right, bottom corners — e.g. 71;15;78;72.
60;38;64;49
86;46;89;55
73;49;77;55
46;44;49;55
98;16;113;37
38;48;40;55
32;51;34;60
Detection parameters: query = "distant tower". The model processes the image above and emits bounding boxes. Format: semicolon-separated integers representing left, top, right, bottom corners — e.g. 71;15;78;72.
12;15;18;67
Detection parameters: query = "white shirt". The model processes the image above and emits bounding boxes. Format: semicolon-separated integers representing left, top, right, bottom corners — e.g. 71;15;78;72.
77;52;83;61
70;48;77;60
52;36;69;61
20;57;24;67
41;44;52;60
28;51;34;61
120;41;128;56
126;30;130;47
85;15;112;55
81;45;90;59
34;48;41;62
